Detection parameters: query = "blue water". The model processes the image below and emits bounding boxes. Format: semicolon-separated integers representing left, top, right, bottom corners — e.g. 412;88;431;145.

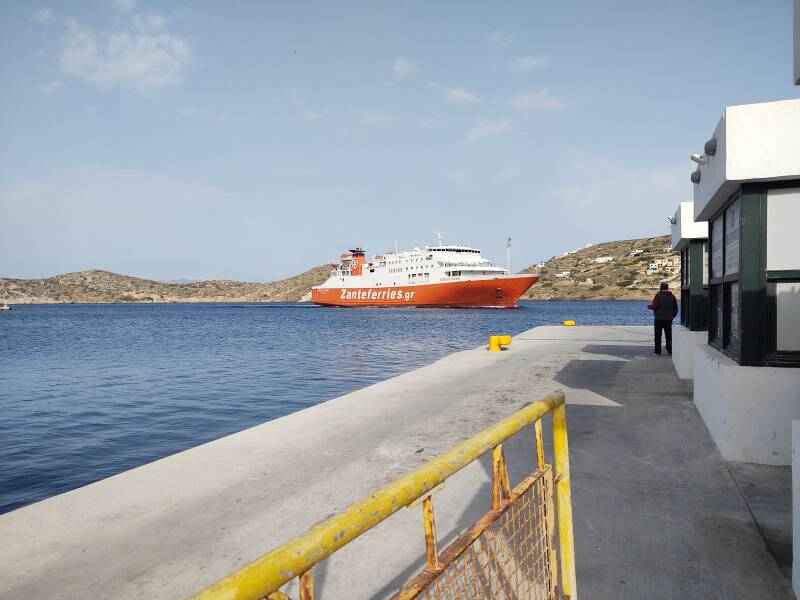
0;301;651;514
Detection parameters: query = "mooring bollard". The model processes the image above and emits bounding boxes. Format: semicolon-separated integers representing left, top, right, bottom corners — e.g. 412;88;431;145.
488;335;512;351
563;320;576;326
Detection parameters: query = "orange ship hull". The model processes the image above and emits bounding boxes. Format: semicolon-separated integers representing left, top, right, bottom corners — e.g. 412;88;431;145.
311;276;538;308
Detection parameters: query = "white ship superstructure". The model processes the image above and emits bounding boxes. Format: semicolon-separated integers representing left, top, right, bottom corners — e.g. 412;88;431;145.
312;233;539;307
325;244;509;289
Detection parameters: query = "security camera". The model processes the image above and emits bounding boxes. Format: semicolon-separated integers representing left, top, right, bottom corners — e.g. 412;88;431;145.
691;153;707;165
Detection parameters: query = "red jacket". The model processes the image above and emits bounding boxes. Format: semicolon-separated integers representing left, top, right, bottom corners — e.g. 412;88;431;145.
648;291;678;320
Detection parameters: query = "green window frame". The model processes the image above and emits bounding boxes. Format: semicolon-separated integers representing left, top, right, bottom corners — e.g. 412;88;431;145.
708;180;800;367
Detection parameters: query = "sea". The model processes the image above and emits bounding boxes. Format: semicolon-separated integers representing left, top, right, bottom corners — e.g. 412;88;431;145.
0;301;653;514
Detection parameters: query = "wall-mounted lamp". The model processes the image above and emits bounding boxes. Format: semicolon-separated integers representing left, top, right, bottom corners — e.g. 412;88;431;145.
691;153;708;165
690;169;701;184
667;216;677;225
704;138;717;156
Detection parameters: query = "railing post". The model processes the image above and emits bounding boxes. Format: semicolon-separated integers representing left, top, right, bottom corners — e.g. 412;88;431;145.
299;571;314;600
534;419;545;470
552;402;577;599
544;466;558;599
422;496;441;571
492;444;511;510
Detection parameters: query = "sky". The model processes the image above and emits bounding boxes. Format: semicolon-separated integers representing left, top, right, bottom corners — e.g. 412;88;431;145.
1;1;798;281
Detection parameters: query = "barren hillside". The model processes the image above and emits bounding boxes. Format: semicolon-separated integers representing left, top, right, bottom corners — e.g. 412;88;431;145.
0;265;334;304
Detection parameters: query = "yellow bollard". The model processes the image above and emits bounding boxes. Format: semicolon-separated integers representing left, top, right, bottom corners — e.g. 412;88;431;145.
488;335;512;351
563;320;576;326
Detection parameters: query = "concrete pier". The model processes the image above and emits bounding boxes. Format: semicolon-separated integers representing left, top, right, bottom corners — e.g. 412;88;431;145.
0;326;792;598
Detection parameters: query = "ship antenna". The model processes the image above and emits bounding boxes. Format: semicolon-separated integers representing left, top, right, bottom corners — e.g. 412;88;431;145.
395;240;398;254
507;236;512;274
433;230;445;247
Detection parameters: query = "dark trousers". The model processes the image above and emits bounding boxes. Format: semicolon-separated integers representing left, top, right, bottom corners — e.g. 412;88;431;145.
654;319;672;354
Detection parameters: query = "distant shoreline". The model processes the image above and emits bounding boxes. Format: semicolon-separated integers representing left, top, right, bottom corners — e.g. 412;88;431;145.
2;297;654;306
1;234;679;305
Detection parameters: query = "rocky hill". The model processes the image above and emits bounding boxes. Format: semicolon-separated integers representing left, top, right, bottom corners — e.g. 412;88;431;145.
522;234;680;300
1;235;679;304
0;265;334;304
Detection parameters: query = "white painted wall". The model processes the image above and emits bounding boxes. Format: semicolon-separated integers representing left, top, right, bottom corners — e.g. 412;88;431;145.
693;344;800;465
693;115;728;221
671;326;706;379
671;201;708;251
693;99;800;221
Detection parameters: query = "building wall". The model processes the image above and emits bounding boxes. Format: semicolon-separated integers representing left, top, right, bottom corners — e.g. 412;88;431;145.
693;344;800;465
694;100;800;221
671;201;708;251
693;115;727;221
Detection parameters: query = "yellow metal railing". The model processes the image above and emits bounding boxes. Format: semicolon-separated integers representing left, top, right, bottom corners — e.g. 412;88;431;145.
188;390;576;600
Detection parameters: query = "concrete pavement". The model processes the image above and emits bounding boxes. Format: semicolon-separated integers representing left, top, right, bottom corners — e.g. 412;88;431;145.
0;325;792;598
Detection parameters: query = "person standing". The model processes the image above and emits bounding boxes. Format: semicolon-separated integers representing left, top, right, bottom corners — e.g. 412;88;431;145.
647;282;679;355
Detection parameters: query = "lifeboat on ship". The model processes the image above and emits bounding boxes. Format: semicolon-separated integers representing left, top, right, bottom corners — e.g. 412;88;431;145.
311;236;538;308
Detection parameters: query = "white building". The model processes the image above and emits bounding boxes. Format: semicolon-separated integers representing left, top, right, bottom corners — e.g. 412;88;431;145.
669;201;709;380
686;98;800;468
594;256;613;264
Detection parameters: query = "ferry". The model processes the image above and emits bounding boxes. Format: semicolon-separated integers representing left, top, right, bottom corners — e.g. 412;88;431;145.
311;234;538;308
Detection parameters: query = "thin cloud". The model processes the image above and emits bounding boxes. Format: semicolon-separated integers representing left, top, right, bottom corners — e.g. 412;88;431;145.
487;30;513;47
420;117;445;128
303;109;326;120
111;0;137;13
467;119;513;141
39;80;63;94
177;107;227;122
392;58;417;80
497;167;519;181
31;8;53;24
447;170;466;182
444;87;479;104
509;89;565;111
360;113;397;126
59;19;191;93
509;55;550;72
131;14;167;34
